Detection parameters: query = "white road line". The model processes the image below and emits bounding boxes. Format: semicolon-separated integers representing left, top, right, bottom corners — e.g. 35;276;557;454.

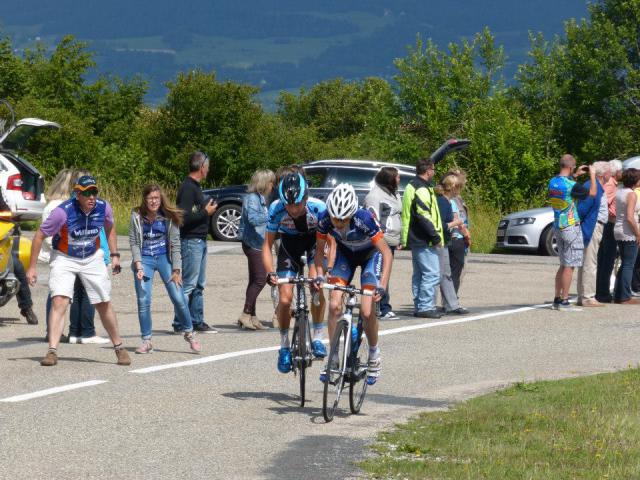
129;345;281;374
0;380;108;403
130;303;551;375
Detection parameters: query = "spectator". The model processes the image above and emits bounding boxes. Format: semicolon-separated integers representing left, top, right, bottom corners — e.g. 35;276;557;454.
435;174;468;315
237;169;275;330
596;159;623;302
0;186;38;325
613;168;640;304
447;169;471;293
130;184;202;353
576;161;610;307
42;169;111;344
364;166;402;320
401;158;443;319
26;175;130;367
173;151;218;334
547;155;596;310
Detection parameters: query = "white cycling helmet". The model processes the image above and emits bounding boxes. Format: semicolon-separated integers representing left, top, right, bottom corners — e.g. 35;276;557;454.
326;183;358;220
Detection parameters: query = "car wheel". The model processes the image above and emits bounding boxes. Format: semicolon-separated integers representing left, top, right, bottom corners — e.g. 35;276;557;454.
211;204;242;241
540;225;558;256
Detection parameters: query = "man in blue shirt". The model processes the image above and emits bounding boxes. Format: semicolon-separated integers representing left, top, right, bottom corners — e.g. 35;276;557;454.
547;154;596;310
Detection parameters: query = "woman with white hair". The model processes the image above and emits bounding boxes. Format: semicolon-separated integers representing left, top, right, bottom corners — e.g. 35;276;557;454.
596;159;623;302
237;169;276;330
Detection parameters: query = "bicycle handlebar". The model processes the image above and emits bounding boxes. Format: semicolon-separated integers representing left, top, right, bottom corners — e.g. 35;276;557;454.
276;277;315;285
322;284;374;296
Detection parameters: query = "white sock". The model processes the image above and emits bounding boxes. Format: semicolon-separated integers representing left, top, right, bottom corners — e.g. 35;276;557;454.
369;345;380;359
312;323;325;342
280;329;289;349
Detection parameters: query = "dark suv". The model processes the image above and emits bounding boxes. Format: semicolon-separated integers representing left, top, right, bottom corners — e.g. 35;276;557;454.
204;138;470;241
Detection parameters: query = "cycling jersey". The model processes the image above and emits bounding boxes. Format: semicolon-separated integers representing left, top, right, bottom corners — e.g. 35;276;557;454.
317;208;384;253
266;197;326;235
141;215;168;257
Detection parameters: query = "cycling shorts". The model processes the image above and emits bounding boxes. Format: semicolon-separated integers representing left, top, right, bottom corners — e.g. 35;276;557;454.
276;233;317;277
329;246;381;290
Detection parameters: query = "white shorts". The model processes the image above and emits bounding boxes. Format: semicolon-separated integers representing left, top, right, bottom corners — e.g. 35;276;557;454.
49;250;111;304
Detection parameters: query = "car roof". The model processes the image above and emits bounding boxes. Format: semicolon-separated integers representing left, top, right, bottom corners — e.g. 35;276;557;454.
304;159;415;173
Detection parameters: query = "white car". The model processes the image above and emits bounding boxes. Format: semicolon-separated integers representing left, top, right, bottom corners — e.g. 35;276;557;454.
0;118;60;220
496;207;557;256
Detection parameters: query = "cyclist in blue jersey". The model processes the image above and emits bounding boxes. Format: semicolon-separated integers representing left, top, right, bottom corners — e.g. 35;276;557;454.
314;183;393;385
263;172;328;373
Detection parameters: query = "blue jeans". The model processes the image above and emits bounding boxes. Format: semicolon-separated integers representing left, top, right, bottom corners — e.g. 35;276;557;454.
45;278;96;337
614;241;638;302
173;238;207;329
135;254;193;339
411;246;440;312
379;246;395;315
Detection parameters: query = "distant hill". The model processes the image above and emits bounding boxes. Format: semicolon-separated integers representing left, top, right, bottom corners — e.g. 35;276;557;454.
1;0;589;106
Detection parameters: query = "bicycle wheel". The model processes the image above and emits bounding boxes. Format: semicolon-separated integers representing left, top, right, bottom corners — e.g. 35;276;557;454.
349;320;369;414
296;311;309;407
323;319;348;422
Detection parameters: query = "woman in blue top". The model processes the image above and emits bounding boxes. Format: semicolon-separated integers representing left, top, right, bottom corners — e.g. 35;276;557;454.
129;184;201;354
237;169;275;330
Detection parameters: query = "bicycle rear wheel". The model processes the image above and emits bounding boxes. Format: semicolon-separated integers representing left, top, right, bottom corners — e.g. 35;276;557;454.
349;320;369;414
323;319;348;422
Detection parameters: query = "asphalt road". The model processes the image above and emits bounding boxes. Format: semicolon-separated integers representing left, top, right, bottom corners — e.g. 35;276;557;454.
1;240;639;479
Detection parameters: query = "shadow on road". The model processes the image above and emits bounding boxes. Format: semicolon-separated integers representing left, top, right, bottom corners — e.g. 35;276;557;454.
261;435;368;480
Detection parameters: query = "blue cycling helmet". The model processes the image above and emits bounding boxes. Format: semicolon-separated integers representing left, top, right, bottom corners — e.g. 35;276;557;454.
278;173;307;205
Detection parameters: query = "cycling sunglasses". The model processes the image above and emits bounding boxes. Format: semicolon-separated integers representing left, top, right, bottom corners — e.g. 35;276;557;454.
79;189;99;197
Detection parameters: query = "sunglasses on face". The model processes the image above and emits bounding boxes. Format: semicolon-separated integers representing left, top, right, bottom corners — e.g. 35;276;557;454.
79;189;98;197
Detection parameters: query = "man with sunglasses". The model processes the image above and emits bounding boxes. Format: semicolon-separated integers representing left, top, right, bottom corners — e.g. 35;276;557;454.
26;175;130;367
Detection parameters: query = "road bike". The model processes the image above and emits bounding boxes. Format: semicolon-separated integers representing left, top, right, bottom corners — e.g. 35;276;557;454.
276;275;317;407
321;283;374;422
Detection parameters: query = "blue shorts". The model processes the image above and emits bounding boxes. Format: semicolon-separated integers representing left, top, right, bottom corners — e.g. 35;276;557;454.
330;247;381;289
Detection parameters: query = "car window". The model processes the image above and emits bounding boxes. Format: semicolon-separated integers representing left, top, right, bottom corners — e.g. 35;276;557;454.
330;167;377;188
304;167;329;188
399;173;413;189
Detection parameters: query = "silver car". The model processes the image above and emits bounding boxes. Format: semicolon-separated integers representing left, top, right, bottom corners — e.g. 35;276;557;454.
496;207;556;256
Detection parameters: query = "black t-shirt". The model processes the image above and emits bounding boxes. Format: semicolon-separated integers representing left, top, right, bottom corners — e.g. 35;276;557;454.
176;176;209;240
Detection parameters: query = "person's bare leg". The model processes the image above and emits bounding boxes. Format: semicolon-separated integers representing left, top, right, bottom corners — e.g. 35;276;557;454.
277;284;293;330
94;301;123;345
310;289;326;327
327;290;343;340
48;296;70;349
560;266;574;299
360;296;379;348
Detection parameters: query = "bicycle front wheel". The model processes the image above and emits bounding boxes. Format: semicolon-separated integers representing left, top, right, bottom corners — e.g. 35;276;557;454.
290;322;306;407
297;312;309;408
349;321;369;414
323;319;348;422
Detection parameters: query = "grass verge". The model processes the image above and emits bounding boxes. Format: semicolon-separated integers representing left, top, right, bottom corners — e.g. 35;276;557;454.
360;368;640;479
466;197;502;254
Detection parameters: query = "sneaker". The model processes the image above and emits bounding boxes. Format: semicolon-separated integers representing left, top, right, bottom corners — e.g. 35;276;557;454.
79;336;110;344
380;311;399;320
135;341;153;354
367;356;381;385
556;299;572;310
414;310;442;319
20;307;38;325
68;336;80;344
581;298;605;307
40;351;58;366
184;333;202;353
632;290;640;298
277;347;292;373
446;307;470;315
115;347;131;366
193;322;218;334
170;325;184;335
311;339;327;358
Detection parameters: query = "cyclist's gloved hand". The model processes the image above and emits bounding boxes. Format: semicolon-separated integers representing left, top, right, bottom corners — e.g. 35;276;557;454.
313;275;325;287
374;287;386;299
266;272;278;286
